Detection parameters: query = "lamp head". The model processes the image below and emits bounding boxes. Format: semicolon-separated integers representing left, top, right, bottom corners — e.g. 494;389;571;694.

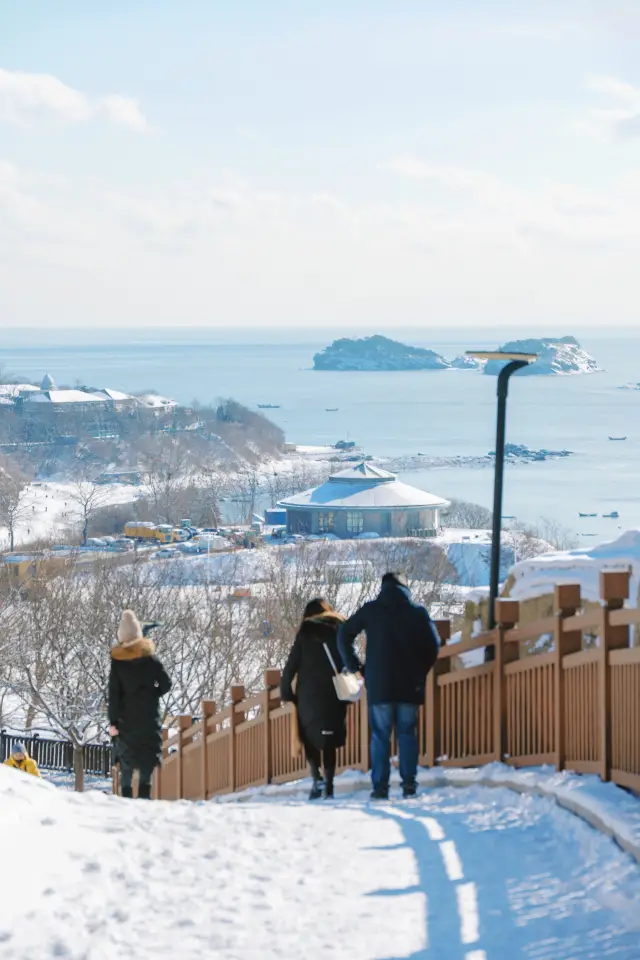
466;351;538;363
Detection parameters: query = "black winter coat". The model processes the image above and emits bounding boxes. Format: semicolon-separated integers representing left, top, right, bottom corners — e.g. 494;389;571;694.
338;582;441;706
281;613;348;751
108;637;172;770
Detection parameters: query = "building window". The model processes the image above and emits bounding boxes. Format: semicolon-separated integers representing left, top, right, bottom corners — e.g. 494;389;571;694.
346;511;364;534
318;512;335;533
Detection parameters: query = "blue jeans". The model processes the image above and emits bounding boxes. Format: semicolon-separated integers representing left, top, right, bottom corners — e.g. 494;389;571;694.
370;703;419;791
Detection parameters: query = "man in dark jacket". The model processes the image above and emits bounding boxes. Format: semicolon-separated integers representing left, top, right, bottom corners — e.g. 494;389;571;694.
338;573;441;799
108;609;172;799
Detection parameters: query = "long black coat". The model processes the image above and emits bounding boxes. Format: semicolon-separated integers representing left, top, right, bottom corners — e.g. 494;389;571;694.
281;613;348;751
338;581;441;706
108;637;172;770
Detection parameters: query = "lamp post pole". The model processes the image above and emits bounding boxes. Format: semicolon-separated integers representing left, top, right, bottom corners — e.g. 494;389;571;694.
466;349;537;662
487;359;530;636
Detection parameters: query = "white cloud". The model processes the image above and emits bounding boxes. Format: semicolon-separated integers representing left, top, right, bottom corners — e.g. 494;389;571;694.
95;94;147;132
581;76;640;140
2;159;640;328
0;68;147;130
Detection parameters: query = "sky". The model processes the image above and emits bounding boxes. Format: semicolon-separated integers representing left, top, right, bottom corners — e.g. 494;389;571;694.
1;0;639;330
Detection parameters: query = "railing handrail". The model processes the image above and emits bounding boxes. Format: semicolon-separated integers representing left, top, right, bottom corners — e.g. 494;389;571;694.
114;570;640;801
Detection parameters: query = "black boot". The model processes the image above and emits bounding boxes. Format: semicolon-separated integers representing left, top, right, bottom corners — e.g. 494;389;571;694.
138;782;152;800
308;759;324;800
324;768;335;799
309;779;323;801
121;785;133;799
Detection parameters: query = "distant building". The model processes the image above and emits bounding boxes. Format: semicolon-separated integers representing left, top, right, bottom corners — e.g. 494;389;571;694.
279;462;449;539
82;388;137;410
25;389;108;410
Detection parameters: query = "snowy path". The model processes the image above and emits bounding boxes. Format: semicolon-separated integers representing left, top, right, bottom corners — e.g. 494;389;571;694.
1;769;640;959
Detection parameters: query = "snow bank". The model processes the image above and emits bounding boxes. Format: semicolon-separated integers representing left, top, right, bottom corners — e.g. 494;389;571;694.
507;530;640;604
1;762;639;957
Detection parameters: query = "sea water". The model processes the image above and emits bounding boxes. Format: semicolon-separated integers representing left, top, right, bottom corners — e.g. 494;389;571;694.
2;326;639;541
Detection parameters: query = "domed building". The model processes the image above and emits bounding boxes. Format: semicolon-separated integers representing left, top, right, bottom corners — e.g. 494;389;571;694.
279;462;449;539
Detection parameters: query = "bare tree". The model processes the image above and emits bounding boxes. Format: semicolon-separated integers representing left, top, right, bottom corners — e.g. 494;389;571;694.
228;464;262;524
140;437;190;523
0;458;29;551
68;475;111;545
442;498;493;529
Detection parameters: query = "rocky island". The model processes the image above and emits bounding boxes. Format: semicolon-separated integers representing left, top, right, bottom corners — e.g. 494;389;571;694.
483;337;600;376
313;335;451;371
313;334;599;375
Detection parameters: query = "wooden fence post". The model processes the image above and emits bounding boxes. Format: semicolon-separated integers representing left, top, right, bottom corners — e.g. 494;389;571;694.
493;600;519;764
177;716;192;800
263;669;281;785
229;684;245;792
200;700;217;801
599;571;630;782
155;727;169;800
553;583;582;772
425;620;451;768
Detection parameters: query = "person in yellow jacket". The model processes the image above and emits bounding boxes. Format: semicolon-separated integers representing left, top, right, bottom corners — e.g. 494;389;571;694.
3;742;41;777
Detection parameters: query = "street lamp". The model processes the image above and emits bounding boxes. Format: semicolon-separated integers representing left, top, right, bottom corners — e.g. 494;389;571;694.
466;351;537;644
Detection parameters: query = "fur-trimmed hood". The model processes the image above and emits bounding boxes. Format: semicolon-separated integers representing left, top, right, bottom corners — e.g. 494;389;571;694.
111;637;156;661
305;611;346;626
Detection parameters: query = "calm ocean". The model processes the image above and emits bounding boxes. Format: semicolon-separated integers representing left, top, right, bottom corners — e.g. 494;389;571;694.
2;326;639;542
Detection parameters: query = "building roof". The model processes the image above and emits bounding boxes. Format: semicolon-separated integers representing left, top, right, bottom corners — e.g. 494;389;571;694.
279;461;449;512
88;388;134;402
27;390;108;405
41;373;56;390
329;462;395;482
0;384;40;397
138;393;177;409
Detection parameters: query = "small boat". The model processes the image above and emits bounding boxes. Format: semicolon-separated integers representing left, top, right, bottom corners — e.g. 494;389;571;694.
325;408;339;412
578;512;597;518
609;436;627;441
257;404;281;409
603;511;619;519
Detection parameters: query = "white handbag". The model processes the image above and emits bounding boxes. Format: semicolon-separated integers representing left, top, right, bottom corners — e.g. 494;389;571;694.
323;643;364;703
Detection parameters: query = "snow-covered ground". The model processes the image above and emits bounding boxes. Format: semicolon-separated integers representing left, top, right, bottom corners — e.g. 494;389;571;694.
0;480;144;549
1;764;639;959
507;530;640;604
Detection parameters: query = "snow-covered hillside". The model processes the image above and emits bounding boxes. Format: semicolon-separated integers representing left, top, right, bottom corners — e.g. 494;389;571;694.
0;480;143;549
1;765;639;958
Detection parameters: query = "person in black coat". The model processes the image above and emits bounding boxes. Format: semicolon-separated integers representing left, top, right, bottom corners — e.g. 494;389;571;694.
281;598;347;800
108;609;172;799
338;573;441;800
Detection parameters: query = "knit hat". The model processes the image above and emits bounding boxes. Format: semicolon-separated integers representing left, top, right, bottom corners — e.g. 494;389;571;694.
117;609;144;647
11;742;27;756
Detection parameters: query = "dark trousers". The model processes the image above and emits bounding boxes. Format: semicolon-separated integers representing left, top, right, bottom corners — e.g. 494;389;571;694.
119;758;155;791
305;744;337;781
369;703;419;790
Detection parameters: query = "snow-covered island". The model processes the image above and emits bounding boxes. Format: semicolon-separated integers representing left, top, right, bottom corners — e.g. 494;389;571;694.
313;335;451;371
483;336;600;376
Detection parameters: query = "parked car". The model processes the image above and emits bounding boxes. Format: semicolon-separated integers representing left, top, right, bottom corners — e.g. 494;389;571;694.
283;534;304;544
154;547;180;559
85;538;107;548
110;539;135;552
176;542;200;555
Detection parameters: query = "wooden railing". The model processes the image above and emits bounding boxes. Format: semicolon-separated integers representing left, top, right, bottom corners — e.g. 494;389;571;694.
114;571;640;799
